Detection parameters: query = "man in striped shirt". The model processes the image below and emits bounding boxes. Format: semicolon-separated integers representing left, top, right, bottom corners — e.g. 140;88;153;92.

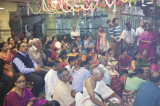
109;18;122;58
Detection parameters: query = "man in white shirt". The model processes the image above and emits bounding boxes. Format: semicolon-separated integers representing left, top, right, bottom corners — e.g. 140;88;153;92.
65;56;76;78
136;21;144;46
44;60;60;100
70;26;80;40
122;22;136;57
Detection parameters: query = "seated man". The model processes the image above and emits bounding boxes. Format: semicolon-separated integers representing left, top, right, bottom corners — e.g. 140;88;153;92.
44;60;60;101
53;68;76;106
65;56;76;78
28;38;50;71
12;42;47;97
134;72;160;106
82;67;121;106
72;61;90;93
98;56;111;86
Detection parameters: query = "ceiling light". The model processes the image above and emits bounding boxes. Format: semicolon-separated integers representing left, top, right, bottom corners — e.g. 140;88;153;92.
0;7;4;10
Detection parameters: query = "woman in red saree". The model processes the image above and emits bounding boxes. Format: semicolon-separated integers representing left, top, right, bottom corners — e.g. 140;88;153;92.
4;73;47;106
118;50;131;71
0;42;13;77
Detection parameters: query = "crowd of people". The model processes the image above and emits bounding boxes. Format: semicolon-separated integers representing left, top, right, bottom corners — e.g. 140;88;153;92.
0;17;160;106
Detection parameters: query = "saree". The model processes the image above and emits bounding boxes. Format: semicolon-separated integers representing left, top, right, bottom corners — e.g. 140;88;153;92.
3;87;47;106
0;52;13;77
138;31;158;58
118;55;131;71
97;31;108;53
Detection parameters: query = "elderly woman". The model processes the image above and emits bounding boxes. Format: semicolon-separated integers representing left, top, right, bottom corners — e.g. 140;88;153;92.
82;67;121;106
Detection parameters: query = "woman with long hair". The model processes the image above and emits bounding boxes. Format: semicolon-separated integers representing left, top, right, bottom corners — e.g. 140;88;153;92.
130;52;141;71
0;42;13;77
4;73;47;106
7;37;15;49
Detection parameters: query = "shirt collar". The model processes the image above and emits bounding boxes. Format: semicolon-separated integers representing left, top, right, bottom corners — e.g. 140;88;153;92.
18;51;28;57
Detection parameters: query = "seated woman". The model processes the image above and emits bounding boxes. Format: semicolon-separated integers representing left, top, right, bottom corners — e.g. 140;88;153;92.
44;41;55;66
4;73;47;106
73;36;82;52
61;35;70;49
68;47;78;57
7;37;15;50
87;48;98;67
110;69;128;98
130;52;141;71
149;58;160;75
82;67;121;106
42;36;50;49
58;50;68;65
118;50;131;71
107;48;118;69
0;42;13;77
122;68;146;106
136;49;150;70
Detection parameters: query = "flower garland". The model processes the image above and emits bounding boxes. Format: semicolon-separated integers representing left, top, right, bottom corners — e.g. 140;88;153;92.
28;0;152;15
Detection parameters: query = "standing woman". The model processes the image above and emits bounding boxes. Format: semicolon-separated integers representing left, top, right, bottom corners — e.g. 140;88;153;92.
4;73;47;106
0;42;13;77
138;22;158;59
97;26;108;54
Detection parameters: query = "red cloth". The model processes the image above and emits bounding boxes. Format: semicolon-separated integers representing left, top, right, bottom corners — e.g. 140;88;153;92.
51;48;57;60
96;33;100;54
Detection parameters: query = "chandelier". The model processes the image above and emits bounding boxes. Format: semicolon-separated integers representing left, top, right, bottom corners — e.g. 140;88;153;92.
27;0;154;15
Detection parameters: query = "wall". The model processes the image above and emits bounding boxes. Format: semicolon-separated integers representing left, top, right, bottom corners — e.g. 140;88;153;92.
0;1;17;42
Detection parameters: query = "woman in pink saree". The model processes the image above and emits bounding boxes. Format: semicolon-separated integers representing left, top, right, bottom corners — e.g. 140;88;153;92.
138;23;158;59
4;73;47;106
0;42;13;77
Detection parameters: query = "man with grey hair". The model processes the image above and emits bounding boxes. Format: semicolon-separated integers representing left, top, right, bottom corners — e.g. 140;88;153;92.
83;67;121;106
28;38;50;71
98;56;111;86
53;68;76;106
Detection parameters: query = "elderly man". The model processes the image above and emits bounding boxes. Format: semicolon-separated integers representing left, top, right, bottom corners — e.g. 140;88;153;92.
28;38;50;71
70;26;80;40
98;56;111;86
12;42;46;97
53;68;76;106
82;67;121;106
134;72;160;106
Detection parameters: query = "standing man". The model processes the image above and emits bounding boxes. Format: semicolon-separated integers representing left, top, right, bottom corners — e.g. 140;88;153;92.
135;21;144;50
122;22;136;57
105;20;112;42
109;18;122;58
71;26;80;40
